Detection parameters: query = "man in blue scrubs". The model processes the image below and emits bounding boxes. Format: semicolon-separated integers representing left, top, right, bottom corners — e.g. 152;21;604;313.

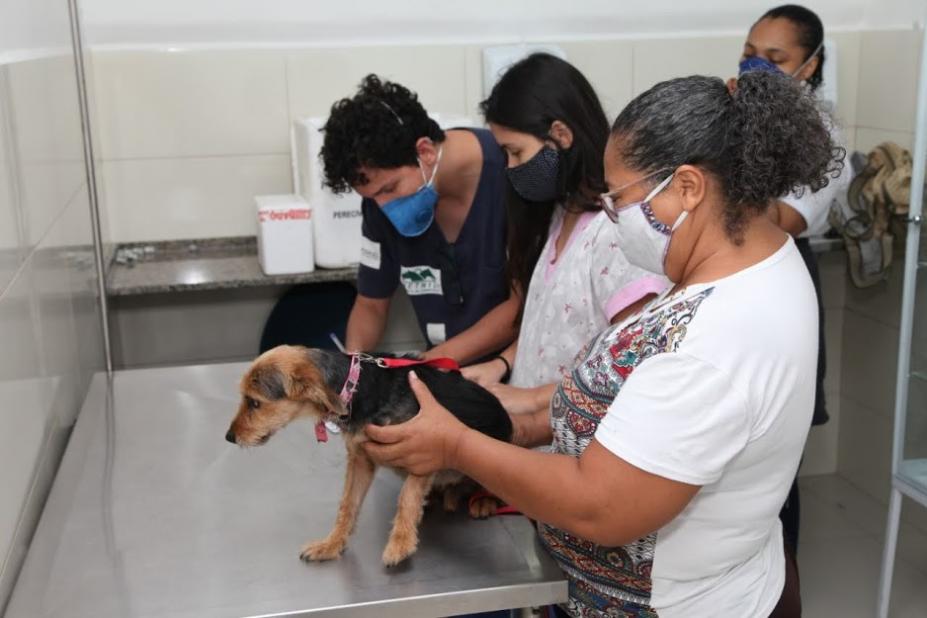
321;75;517;364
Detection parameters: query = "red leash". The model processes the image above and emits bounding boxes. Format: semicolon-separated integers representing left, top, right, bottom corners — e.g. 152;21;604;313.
378;357;460;371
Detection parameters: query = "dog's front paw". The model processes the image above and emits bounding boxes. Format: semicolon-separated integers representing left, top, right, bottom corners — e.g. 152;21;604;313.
300;536;346;562
381;530;418;566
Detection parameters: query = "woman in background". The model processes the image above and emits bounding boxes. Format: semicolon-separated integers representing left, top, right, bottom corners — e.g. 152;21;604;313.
733;3;852;558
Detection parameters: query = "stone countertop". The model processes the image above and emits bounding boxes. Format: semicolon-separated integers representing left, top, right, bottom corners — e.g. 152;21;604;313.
105;234;844;297
106;237;357;296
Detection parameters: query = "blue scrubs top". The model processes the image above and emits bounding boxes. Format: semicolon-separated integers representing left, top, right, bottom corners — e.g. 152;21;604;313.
357;128;509;347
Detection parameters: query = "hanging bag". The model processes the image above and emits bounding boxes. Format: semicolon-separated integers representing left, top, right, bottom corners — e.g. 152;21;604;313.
830;142;914;287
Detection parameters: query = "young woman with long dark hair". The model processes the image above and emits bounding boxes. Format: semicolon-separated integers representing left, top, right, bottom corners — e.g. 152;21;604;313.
463;54;665;415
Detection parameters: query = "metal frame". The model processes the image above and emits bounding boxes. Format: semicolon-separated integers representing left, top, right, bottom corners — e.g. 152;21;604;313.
66;0;112;374
876;23;927;618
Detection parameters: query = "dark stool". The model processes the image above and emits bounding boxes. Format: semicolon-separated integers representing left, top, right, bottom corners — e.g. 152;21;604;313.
259;282;357;353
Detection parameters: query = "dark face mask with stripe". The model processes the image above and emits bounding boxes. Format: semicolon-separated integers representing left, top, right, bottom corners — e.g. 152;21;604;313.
505;146;562;202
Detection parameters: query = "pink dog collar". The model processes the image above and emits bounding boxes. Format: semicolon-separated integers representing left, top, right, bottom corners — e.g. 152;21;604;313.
339;353;363;407
315;354;362;443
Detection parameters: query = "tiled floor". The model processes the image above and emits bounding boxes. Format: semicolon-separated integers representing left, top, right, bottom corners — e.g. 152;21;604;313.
799;474;927;617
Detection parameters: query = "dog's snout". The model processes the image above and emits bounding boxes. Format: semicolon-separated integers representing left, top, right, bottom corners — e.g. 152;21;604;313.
225;429;237;444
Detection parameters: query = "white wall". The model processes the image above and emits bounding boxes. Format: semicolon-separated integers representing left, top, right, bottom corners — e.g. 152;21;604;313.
77;0;925;47
0;0;76;59
0;0;104;611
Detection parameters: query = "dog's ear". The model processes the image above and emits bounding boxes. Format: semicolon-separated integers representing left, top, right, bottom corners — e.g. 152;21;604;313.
286;357;345;416
249;365;287;401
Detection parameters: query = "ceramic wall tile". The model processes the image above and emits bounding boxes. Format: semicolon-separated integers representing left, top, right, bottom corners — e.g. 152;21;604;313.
856;29;922;134
102;154;291;242
92;50;290;159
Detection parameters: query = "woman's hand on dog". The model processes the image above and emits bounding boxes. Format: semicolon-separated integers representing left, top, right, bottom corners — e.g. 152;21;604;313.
363;371;471;475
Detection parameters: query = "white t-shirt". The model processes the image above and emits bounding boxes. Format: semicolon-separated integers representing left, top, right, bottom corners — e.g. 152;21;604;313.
509;209;667;388
594;239;817;616
781;121;851;238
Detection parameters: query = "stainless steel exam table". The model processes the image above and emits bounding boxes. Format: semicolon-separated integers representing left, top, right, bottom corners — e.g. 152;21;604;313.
5;363;567;618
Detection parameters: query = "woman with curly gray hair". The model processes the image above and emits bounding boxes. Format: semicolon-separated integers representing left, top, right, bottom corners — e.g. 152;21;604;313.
362;70;842;618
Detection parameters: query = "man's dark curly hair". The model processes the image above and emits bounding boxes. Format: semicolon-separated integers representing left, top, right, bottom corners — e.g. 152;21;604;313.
611;71;845;242
320;74;445;194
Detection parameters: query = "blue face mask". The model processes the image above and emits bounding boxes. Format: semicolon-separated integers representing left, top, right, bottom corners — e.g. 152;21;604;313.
381;147;443;238
738;42;823;79
738;55;782;76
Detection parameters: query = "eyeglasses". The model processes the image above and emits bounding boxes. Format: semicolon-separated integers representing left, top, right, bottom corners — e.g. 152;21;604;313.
598;168;674;223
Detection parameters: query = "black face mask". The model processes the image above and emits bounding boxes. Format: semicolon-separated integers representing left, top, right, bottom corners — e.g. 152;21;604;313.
505;146;561;202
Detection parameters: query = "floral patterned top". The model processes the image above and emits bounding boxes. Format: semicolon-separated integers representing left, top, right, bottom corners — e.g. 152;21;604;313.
509;209;666;389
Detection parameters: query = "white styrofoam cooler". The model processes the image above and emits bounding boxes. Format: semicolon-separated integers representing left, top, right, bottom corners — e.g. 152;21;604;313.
290;114;477;269
291;117;363;269
255;194;315;275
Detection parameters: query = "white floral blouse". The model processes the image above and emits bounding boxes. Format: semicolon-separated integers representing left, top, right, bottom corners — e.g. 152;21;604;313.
509;209;667;389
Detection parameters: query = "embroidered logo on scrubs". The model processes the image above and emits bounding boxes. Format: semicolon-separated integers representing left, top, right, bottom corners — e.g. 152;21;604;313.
400;266;443;296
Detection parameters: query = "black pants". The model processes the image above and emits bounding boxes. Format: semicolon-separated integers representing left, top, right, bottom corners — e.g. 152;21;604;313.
794;237;828;428
779;238;828;555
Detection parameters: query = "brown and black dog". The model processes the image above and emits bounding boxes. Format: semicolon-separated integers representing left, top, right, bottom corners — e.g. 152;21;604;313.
224;345;512;566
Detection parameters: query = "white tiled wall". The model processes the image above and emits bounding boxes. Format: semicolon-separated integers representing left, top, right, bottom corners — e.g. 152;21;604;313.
553;39;634;119
857;29;922;134
630;35;743;96
851;28;923;155
94;50;291;159
287;45;471;119
102;154;291;241
856;127;917;153
0;43;104;616
91;28;891;245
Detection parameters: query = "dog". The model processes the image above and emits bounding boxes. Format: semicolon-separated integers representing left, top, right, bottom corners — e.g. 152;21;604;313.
224;345;512;566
